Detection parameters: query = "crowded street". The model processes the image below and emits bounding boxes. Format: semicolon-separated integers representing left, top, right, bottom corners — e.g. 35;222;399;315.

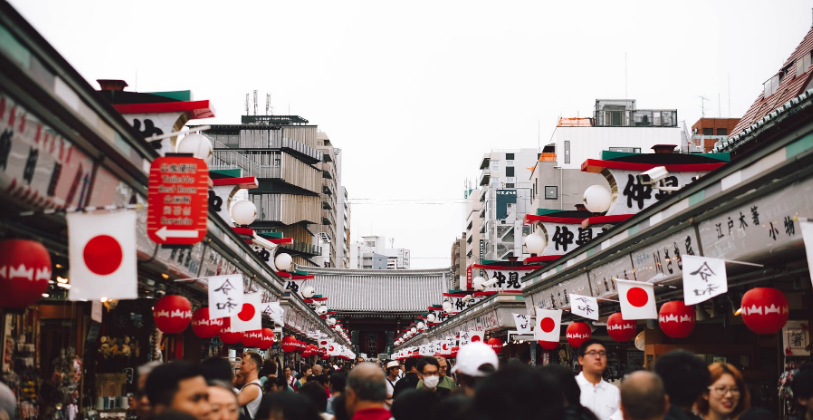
1;1;813;420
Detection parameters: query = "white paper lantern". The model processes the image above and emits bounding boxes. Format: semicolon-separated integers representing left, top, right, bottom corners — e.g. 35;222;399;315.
473;276;486;291
316;305;328;315
327;317;336;326
334;325;342;331
583;185;613;213
417;322;425;329
411;327;417;334
302;286;315;298
275;253;293;271
427;314;436;323
524;233;546;255
231;200;257;225
176;133;213;164
442;301;453;312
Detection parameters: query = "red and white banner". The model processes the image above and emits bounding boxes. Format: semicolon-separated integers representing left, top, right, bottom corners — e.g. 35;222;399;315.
67;212;137;301
230;293;262;332
534;308;562;342
616;279;658;320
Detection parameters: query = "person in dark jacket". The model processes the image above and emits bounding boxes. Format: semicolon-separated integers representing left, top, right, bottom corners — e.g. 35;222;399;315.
654;350;711;420
539;364;599;420
392;358;420;399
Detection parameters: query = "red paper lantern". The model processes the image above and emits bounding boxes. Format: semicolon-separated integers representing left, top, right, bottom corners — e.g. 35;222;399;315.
153;295;192;334
450;346;460;358
0;239;52;309
302;344;314;357
258;328;275;350
242;330;264;348
741;287;789;334
538;340;559;350
295;340;306;353
281;336;298;353
191;308;224;339
318;347;327;358
659;301;696;338
219;319;243;345
487;337;503;354
607;313;637;342
566;322;591;348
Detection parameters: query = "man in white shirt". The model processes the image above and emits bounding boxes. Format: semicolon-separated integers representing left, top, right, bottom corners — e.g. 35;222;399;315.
575;339;620;420
384;360;400;406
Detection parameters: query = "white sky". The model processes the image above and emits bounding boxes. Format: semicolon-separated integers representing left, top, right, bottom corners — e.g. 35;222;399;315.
10;0;813;268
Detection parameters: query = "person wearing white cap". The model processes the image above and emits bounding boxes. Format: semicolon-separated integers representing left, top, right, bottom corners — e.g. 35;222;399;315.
384;360;400;407
451;341;498;397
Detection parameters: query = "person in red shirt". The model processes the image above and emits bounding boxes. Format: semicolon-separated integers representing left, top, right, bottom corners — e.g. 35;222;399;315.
345;363;390;420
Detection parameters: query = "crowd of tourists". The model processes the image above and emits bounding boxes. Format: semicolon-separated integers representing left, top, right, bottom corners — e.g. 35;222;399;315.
35;339;811;420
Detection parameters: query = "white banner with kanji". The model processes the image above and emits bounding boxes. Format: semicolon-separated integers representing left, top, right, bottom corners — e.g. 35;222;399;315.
569;294;599;320
208;274;244;319
681;255;727;305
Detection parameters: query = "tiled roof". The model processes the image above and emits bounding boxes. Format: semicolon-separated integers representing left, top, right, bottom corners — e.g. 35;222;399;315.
301;267;453;313
731;27;813;137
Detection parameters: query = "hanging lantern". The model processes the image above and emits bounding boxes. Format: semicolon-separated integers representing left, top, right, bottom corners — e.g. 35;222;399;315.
302;344;314;357
0;239;52;309
242;330;264;348
583;185;613;213
487;337;503;354
230;200;257;226
191;308;224;339
450;346;460;358
294;340;306;353
219;322;243;345
281;336;298;353
318;347;327;359
524;234;546;255
538;340;559;350
275;253;293;271
176;133;213;164
741;287;789;334
607;313;637;342
153;295;192;334
566;322;591;348
659;301;696;338
258;328;275;350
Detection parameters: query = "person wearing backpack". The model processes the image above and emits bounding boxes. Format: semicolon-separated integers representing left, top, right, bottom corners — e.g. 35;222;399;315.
237;352;263;419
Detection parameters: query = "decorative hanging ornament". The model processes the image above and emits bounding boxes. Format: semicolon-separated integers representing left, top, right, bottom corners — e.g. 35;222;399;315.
487;337;503;354
318;347;327;359
242;330;264;348
281;336;298;353
538;340;559;350
0;239;52;309
566;322;591;348
153;295;192;334
450;346;460;358
219;320;243;345
658;301;696;338
606;313;637;342
258;328;275;350
191;307;224;339
741;287;789;335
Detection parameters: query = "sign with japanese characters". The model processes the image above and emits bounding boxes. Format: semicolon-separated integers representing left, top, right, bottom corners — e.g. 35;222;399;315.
147;156;209;245
513;313;532;334
631;228;698;283
589;255;636;299
682;255;727;305
208;274;244;319
478;266;534;292
459;330;471;346
605;169;704;216
569;294;599;320
535;273;591;309
262;301;285;327
539;223;606;255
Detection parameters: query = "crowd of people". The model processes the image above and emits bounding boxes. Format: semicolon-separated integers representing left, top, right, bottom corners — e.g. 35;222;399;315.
104;339;813;420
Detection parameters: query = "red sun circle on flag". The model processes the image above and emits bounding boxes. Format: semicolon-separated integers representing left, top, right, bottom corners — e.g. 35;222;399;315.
238;303;255;321
540;317;556;333
627;287;649;307
471;335;481;342
83;235;123;275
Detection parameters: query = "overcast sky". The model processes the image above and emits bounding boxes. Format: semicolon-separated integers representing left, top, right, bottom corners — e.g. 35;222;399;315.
10;0;813;268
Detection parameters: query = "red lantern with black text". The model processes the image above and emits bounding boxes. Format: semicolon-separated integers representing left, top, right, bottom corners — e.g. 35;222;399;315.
607;313;637;342
487;337;503;354
538;340;558;350
242;330;264;348
0;239;52;309
191;307;224;339
153;295;192;334
281;336;298;353
566;322;591;348
659;301;695;338
741;287;789;334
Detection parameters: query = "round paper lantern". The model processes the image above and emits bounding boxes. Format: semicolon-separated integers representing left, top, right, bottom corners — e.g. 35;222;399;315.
295;340;306;353
258;328;275;350
606;313;637;342
473;276;486;291
231;200;257;226
442;301;453;312
0;239;52;309
524;234;546;255
741;287;789;334
487;337;503;354
566;322;591;348
153;295;192;334
538;340;559;350
191;308;224;339
583;185;612;213
281;336;298;353
427;313;436;323
302;286;315;298
219;323;243;345
659;301;696;338
176;133;213;164
275;253;293;271
450;346;460;358
302;344;314;357
242;330;264;348
318;347;327;359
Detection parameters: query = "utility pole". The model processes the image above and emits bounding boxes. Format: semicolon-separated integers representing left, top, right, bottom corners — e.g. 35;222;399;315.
698;95;709;118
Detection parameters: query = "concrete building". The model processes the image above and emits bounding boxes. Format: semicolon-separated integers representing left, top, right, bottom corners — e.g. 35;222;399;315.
690;118;741;152
384;248;411;270
315;131;339;267
464;188;483;269
348;236;410;269
529;151;603;213
477;149;538;261
451;234;467;289
337;186;350;268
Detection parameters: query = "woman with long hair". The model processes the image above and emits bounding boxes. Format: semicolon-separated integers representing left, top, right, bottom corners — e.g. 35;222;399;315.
697;363;750;420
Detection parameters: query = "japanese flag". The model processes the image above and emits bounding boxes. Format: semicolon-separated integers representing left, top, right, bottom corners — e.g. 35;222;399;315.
68;212;137;301
319;338;333;349
616;279;658;320
534;308;562;342
230;293;262;332
468;330;484;343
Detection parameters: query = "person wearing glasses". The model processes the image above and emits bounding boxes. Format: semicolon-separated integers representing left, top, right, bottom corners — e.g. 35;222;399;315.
697;363;750;420
575;339;620;420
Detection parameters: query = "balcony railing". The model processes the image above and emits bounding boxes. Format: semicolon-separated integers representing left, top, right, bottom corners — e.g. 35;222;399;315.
479;169;491;186
211;150;282;178
322;209;336;226
280;240;322;257
593;109;677;127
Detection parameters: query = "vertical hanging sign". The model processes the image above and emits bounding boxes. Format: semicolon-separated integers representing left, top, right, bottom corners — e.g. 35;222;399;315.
147;156;209;245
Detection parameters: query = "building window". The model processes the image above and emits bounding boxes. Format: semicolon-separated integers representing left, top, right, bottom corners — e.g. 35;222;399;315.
506;183;515;188
545;186;558;200
564;141;571;164
506;153;515;160
506;167;515;177
716;128;728;135
702;128;713;135
609;147;641;153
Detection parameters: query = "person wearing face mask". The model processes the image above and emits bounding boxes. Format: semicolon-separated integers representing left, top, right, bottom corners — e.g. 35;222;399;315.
696;363;750;420
414;357;450;398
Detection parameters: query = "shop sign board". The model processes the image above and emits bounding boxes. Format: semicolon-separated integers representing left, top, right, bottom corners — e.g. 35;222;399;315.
631;227;698;283
588;254;636;299
534;272;591;309
147;156;209;245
